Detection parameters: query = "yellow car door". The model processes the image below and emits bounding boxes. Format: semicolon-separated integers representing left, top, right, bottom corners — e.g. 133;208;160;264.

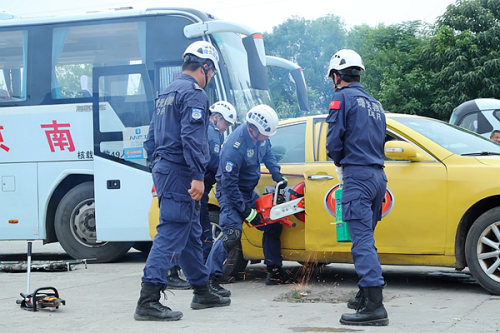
304;118;448;256
302;119;352;255
376;128;448;254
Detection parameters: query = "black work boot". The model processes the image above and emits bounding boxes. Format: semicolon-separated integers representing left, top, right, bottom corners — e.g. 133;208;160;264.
190;282;231;310
209;277;231;297
348;283;386;309
167;266;191;290
134;284;183;321
340;286;389;326
265;265;284;285
347;285;364;309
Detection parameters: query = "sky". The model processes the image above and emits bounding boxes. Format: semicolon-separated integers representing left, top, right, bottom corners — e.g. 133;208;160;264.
2;0;458;33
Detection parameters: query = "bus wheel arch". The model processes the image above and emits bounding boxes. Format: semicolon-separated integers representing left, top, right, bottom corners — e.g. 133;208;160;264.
54;181;132;262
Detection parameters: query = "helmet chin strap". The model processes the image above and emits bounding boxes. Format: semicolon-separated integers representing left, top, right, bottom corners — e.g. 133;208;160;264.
249;127;262;144
334;72;343;91
213;115;220;130
201;63;210;88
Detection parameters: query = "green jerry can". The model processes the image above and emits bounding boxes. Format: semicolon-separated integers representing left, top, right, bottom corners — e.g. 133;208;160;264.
335;186;351;242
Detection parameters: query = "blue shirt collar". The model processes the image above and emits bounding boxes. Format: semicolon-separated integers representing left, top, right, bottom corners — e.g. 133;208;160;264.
346;82;363;89
180;73;198;84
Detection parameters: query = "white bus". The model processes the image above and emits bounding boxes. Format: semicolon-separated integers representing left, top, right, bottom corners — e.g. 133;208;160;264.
0;7;309;262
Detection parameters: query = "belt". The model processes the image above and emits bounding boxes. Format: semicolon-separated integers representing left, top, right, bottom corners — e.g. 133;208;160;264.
343;164;383;169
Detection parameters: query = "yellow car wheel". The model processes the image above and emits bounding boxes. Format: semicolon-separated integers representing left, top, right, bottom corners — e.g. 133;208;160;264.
465;207;500;295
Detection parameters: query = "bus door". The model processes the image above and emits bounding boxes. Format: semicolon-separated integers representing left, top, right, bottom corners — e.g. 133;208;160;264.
92;64;154;242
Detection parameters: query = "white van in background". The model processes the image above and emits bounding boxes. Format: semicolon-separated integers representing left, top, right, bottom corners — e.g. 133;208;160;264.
449;98;500;138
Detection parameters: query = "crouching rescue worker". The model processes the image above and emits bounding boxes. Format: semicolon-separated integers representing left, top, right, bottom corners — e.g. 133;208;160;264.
205;105;288;295
136;41;230;322
325;49;389;326
200;101;237;262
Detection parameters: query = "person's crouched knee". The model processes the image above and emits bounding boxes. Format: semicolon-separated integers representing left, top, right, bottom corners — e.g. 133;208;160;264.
221;228;242;252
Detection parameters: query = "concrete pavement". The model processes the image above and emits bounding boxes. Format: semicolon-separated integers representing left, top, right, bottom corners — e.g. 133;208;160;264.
0;241;499;332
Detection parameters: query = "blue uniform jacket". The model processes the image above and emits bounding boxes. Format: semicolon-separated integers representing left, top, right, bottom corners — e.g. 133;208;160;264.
144;74;210;180
326;82;386;167
205;122;223;183
215;124;281;213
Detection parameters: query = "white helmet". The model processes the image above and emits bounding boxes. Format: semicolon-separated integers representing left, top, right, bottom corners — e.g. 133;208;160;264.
327;49;365;79
183;41;220;65
210;101;237;125
246;105;279;136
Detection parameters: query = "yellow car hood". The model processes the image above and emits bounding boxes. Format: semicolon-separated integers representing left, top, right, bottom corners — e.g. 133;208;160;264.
475;156;500;166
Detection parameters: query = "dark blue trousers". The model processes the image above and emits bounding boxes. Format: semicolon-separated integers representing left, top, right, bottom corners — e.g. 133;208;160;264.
199;179;216;262
142;160;209;289
342;165;387;288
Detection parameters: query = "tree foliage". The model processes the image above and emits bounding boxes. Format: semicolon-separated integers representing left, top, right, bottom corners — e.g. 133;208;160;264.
56;64;92;98
347;21;438;117
423;0;500;118
264;0;500;121
264;14;346;117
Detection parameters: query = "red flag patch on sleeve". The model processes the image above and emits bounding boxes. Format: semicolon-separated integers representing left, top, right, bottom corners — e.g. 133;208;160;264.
329;101;341;110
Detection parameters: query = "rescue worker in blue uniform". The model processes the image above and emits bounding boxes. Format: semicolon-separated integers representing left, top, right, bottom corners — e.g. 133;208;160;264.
200;101;237;261
205;105;288;296
135;41;230;322
325;49;389;326
165;101;236;290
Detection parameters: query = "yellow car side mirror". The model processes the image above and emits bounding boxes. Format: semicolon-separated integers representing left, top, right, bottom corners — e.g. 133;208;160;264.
384;141;418;161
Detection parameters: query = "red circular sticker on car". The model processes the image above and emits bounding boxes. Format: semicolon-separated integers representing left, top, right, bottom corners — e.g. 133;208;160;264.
324;184;394;219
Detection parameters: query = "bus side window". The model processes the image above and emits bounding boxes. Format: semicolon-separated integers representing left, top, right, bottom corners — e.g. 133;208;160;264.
0;30;27;102
51;21;145;100
156;64;219;105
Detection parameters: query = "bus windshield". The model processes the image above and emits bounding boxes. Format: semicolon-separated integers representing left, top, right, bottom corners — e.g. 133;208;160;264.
213;32;272;119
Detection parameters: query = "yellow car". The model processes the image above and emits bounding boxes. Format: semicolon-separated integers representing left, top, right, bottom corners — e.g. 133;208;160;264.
150;113;500;295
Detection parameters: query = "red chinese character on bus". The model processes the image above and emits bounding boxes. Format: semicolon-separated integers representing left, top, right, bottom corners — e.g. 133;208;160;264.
0;126;9;152
41;120;75;152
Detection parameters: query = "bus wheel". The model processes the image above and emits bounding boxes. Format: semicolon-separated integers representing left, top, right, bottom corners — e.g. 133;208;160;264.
465;207;500;295
55;181;133;263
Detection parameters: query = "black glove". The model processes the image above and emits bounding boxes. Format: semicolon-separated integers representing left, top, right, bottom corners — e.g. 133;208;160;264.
272;172;288;190
238;205;257;223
